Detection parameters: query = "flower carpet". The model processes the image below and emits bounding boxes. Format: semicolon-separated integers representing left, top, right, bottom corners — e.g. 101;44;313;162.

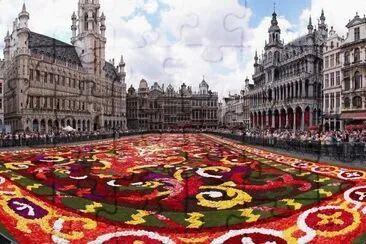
0;133;365;243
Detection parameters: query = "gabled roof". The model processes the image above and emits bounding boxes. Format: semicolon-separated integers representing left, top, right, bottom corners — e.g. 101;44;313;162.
346;14;366;28
103;61;119;82
28;31;82;66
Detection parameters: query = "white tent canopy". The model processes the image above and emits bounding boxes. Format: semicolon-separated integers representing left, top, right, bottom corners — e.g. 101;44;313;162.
62;126;76;132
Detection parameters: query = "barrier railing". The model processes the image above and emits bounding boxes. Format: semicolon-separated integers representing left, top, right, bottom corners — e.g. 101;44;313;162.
207;132;366;163
0;131;150;148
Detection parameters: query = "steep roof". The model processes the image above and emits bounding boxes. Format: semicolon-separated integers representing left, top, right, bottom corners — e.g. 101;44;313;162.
103;61;119;81
28;31;82;66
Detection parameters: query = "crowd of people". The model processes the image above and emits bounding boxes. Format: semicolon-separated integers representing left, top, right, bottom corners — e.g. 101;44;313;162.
0;129;127;148
1;126;366;149
243;128;366;144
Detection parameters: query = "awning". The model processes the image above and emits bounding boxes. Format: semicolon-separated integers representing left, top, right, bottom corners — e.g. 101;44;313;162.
340;111;366;120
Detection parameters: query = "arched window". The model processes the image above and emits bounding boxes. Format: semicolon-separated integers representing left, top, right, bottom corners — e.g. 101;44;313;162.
344;51;350;64
352;96;362;108
354;71;362;89
354;48;360;62
84;13;88;31
344;97;350;109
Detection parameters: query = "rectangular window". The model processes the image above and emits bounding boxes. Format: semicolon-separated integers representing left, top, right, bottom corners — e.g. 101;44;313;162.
330;72;335;87
325;94;329;109
325;73;329;88
0;99;2;109
29;69;34;80
36;97;40;108
56;75;59;85
29;96;33;109
50;73;53;84
325;56;329;69
336;71;341;85
344;77;350;91
0;82;2;94
62;76;65;86
36;70;40;81
330;93;335;109
330;54;334;67
44;72;48;83
336;92;340;108
336;53;340;65
355;27;360;41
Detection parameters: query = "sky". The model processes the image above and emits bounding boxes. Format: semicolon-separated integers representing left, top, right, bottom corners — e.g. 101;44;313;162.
0;0;366;100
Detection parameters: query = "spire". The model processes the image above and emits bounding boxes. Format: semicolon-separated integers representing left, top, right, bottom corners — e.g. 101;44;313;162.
100;12;106;37
320;9;325;21
4;30;10;48
318;9;327;33
119;55;125;66
307;16;313;34
271;11;278;27
18;2;29;29
254;50;258;64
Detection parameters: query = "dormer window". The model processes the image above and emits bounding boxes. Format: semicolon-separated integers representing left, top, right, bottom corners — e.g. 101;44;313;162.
354;27;360;41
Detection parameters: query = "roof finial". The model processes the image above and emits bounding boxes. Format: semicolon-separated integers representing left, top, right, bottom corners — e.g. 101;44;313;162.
273;0;276;13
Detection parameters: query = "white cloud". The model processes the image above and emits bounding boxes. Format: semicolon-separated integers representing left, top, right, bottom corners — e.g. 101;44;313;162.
1;0;363;100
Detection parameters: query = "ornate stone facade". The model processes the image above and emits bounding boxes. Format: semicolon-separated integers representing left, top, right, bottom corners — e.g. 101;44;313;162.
339;13;366;125
0;60;4;131
220;94;245;128
127;79;218;130
247;10;327;130
323;27;344;130
1;1;127;133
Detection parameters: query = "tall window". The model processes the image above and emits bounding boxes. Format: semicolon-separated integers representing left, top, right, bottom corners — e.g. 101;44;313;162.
29;69;34;80
354;27;360;41
330;72;335;87
345;51;350;64
336;52;340;65
0;82;2;94
330;93;335;109
353;96;362;108
50;73;53;84
325;94;329;109
36;70;40;81
325;56;329;69
44;72;48;83
354;71;362;89
354;48;361;62
336;92;340;109
336;71;341;86
344;97;350;108
344;77;350;91
36;97;40;108
325;74;329;88
330;54;334;67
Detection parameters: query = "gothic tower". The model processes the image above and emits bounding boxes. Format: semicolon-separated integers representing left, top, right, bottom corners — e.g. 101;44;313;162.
71;0;106;76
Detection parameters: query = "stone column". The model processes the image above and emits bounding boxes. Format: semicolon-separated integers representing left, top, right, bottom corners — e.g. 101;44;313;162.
272;113;275;128
301;110;305;130
279;113;282;129
285;112;288;128
309;109;313;127
315;111;318;126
